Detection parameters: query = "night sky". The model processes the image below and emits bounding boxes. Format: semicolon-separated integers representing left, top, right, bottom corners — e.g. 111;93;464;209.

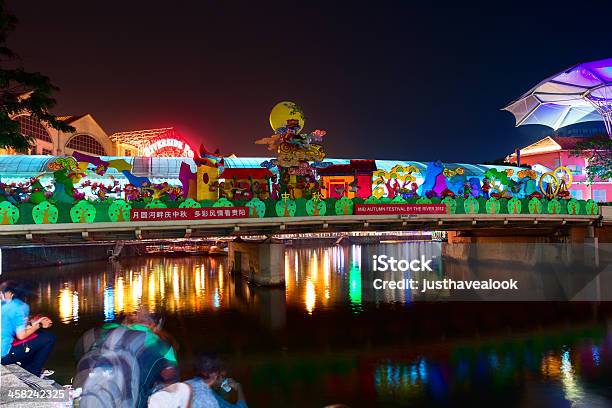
7;1;611;163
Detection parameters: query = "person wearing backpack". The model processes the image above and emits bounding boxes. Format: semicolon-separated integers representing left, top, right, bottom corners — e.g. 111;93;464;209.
74;309;179;408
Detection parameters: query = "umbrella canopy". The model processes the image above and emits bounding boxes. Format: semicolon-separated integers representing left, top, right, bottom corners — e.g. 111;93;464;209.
503;58;612;136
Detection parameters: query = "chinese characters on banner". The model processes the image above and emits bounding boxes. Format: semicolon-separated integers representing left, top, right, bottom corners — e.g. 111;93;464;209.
354;204;446;215
130;207;249;221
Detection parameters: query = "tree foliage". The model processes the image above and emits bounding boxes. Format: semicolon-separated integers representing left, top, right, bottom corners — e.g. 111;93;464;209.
108;199;131;222
0;1;74;150
70;200;96;223
570;137;612;184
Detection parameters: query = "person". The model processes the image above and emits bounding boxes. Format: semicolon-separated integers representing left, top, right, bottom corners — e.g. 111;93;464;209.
0;281;56;377
74;309;179;408
185;353;248;408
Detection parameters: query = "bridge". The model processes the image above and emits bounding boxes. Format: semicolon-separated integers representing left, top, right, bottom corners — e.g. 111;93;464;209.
1;210;609;284
0;212;605;244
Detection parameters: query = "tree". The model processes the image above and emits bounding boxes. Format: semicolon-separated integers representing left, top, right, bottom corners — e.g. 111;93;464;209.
32;201;58;224
0;200;18;224
70;200;96;223
275;198;296;217
179;198;201;209
507;197;522;214
246;197;266;218
109;200;131;222
0;1;74;150
441;196;456;214
570;137;612;184
146;199;167;209
334;196;354;215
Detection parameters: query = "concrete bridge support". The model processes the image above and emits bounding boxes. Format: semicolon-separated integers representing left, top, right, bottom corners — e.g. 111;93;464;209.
229;241;285;286
444;224;607;267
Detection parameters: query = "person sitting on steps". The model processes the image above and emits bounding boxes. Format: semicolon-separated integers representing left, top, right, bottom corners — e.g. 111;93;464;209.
1;281;56;377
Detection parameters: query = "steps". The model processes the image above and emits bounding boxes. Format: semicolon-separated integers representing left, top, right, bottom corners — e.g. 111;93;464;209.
108;240;125;260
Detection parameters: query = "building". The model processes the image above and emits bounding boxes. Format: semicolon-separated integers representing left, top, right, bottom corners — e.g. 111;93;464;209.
0;113;194;159
507;136;611;202
110;128;194;158
0;113;113;157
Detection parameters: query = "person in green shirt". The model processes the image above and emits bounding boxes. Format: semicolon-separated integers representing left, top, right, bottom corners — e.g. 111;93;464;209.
74;309;179;408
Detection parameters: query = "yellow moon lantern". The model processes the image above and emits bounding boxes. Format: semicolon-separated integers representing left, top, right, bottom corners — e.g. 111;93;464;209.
269;101;305;133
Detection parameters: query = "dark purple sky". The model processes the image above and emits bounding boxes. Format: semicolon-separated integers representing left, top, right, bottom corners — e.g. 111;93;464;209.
8;1;611;162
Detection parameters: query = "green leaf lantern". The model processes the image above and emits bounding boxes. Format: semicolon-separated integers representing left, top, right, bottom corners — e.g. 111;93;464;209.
179;198;201;209
108;199;132;222
566;198;580;215
416;197;432;204
275;198;296;217
464;196;479;214
391;195;406;204
0;201;19;224
335;196;354;215
70;200;97;223
528;197;543;214
32;201;58;224
547;198;561;214
585;199;598;215
146;199;168;209
485;198;501;214
507;197;522;214
441;196;456;214
364;196;380;204
246;197;266;218
305;197;327;216
213;198;234;207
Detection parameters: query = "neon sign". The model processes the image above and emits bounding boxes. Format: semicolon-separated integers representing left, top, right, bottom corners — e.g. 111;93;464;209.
143;137;194;158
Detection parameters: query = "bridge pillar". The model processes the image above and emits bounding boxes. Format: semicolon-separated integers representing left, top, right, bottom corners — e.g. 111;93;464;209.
228;241;285;286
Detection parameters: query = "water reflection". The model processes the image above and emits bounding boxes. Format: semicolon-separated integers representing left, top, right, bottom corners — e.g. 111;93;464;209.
372;336;612;407
58;284;79;324
5;243;612;406
29;242;612;321
36;257;234;322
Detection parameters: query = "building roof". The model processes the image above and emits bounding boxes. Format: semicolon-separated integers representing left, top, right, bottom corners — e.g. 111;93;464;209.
509;135;605;159
110;128;176;146
56;114;88;124
220;168;272;179
317;159;377;176
0;155;525;182
550;136;604;149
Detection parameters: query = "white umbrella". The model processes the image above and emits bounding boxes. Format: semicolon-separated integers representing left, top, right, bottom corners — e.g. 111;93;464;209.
503;58;612;137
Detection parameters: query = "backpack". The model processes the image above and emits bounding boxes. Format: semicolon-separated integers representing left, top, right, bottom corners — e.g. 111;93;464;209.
75;326;145;408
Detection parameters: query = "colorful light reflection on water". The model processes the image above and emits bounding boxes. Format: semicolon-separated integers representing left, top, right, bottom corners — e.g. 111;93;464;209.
7;243;612;407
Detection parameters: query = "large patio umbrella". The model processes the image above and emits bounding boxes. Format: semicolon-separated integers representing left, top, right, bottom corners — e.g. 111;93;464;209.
503;58;612;137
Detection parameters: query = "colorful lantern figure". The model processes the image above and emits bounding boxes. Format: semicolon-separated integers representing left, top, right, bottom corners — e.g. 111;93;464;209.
193;145;225;201
373;165;419;199
47;157;85;203
539;172;560;199
255;101;329;198
554;166;573;198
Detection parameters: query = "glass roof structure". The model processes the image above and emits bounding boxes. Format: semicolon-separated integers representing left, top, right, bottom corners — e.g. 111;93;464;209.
504;58;612;135
0;155;523;181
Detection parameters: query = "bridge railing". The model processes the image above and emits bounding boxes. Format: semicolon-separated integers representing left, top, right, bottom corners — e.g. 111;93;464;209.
0;196;602;227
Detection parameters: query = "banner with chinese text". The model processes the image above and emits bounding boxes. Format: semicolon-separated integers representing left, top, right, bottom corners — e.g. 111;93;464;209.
130;207;250;221
354;204;446;215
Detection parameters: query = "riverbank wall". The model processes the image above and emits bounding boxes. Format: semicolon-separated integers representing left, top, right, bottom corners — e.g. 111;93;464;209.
0;242;146;273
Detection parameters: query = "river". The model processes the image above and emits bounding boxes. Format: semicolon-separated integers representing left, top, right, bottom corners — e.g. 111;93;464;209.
4;242;612;407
